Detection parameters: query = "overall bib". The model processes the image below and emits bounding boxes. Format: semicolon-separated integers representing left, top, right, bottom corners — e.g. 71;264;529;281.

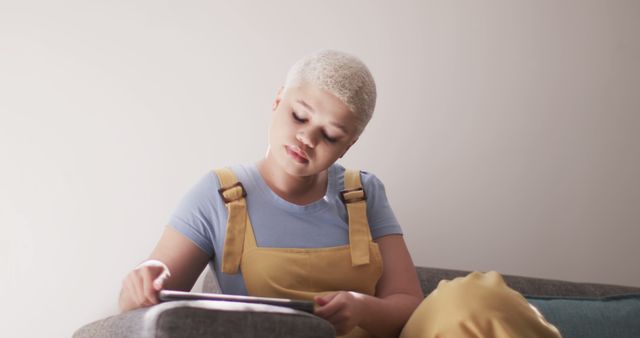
215;168;380;338
214;168;562;338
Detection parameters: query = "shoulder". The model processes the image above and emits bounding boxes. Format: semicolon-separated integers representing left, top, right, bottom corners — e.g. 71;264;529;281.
334;164;402;235
184;164;251;202
209;163;255;186
332;163;387;193
360;169;386;192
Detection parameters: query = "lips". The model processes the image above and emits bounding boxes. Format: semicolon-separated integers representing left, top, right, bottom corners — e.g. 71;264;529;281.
285;145;309;163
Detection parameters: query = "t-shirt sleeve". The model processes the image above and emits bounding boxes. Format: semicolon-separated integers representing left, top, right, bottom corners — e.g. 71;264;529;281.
361;171;403;239
167;172;219;258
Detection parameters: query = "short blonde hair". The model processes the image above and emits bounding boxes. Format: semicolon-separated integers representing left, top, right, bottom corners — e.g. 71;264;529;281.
284;49;377;136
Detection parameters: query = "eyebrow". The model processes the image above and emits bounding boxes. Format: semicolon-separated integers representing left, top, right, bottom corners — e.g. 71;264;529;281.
296;99;348;134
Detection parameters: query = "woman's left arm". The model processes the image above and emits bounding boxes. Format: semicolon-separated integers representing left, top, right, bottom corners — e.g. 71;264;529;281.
314;234;424;338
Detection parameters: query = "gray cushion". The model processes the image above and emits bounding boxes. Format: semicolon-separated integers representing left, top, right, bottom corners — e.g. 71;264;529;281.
415;266;640;297
73;300;334;338
527;294;640;338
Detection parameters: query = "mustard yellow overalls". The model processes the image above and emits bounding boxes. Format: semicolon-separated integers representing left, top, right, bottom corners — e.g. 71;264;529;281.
214;168;561;338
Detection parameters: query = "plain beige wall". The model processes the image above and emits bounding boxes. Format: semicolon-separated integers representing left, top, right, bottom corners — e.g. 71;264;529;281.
1;0;639;337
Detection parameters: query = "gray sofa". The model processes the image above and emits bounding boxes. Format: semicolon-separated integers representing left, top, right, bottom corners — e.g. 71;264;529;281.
74;266;640;338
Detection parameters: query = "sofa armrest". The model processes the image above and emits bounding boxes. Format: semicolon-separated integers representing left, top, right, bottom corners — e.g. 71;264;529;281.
416;266;640;298
74;300;335;338
74;304;147;338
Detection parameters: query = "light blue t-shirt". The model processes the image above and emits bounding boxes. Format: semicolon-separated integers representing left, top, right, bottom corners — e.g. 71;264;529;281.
168;162;403;295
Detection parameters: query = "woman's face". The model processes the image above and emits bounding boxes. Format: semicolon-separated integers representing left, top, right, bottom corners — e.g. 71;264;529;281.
267;84;359;177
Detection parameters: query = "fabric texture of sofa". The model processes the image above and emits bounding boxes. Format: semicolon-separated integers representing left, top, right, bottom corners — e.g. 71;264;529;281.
74;266;640;338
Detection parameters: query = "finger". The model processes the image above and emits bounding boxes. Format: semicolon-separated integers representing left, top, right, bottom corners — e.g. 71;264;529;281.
129;272;148;307
153;278;162;291
153;271;169;291
121;275;133;296
322;292;339;302
326;304;356;325
314;295;326;306
314;294;345;318
131;270;150;307
141;269;159;305
314;292;339;307
122;276;139;309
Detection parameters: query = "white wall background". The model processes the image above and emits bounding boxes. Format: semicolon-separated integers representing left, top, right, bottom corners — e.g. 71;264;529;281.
1;0;639;337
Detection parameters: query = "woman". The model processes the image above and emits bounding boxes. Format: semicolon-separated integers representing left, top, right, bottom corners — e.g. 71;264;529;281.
118;49;561;338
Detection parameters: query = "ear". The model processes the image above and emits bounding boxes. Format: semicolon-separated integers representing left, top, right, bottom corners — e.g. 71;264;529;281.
339;137;358;158
272;86;285;111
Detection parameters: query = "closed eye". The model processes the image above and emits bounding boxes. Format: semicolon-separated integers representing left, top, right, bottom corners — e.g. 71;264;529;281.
292;111;339;143
292;111;306;123
323;133;338;143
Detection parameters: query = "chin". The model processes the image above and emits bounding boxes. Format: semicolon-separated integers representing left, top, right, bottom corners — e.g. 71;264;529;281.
275;153;311;177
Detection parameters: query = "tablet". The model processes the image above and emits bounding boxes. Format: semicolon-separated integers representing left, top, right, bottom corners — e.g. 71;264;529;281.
158;290;316;314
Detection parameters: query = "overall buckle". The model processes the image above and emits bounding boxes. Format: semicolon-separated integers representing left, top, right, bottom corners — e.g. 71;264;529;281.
218;182;247;204
339;187;367;204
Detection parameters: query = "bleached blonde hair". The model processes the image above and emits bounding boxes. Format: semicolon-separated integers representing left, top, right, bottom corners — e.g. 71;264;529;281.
284;49;377;136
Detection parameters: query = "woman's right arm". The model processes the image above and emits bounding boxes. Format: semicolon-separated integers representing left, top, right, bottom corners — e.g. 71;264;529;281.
118;225;211;312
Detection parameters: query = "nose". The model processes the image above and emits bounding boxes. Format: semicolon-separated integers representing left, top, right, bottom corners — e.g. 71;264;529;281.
296;129;318;149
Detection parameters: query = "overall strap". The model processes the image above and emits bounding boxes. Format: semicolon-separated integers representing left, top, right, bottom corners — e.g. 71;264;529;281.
342;169;371;266
214;168;248;274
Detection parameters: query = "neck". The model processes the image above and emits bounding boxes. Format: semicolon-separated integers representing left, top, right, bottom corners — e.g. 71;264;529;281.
256;155;328;205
